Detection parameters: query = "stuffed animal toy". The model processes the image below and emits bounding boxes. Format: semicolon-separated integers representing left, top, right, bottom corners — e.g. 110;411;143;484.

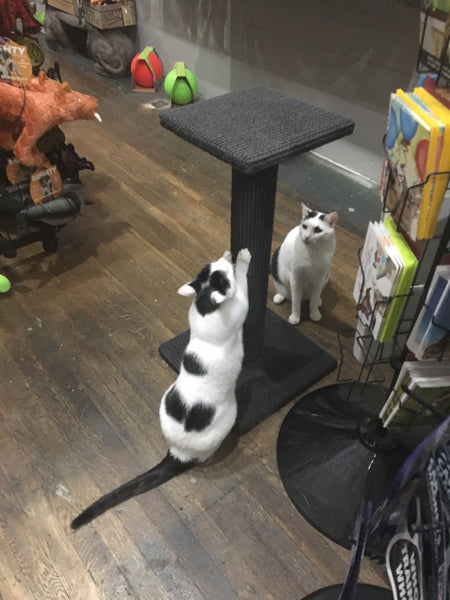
0;71;100;167
0;0;41;35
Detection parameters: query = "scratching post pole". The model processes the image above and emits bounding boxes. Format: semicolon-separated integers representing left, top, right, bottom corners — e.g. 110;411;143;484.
230;165;278;364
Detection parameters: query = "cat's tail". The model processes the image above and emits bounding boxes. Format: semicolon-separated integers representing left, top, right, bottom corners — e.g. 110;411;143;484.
270;247;281;282
71;453;195;530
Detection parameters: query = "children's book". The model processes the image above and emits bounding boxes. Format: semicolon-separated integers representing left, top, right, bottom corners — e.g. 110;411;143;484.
383;91;439;241
418;1;450;87
417;278;450;359
379;217;418;342
407;264;450;358
380;360;450;427
353;221;403;341
353;222;378;307
413;87;450;238
420;73;450;110
395;89;442;240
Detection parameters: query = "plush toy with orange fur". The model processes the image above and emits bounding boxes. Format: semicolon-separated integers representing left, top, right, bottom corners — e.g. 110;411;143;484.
0;71;100;167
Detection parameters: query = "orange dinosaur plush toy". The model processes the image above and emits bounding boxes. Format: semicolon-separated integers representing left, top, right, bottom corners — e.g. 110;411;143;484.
0;71;100;167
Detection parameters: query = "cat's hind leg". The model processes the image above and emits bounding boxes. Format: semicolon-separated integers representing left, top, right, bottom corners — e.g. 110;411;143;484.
273;280;288;305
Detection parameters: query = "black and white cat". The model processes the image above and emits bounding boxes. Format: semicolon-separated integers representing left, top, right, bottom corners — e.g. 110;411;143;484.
71;248;251;529
271;203;338;325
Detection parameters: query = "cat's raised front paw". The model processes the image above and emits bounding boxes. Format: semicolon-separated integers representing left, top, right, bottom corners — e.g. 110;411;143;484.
273;293;285;305
237;248;251;264
222;250;233;262
288;314;300;325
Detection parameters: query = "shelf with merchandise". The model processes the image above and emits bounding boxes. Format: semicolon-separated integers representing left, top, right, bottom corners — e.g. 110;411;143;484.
407;299;450;361
277;129;450;563
278;59;450;598
417;2;450;88
398;382;449;424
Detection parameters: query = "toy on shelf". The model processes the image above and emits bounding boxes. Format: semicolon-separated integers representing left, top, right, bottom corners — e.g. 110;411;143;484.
0;70;100;167
164;61;198;106
131;46;163;91
0;0;41;36
0;44;98;256
0;179;89;255
46;142;95;184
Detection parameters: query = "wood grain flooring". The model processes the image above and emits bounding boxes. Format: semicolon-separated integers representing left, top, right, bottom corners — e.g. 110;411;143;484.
0;51;391;599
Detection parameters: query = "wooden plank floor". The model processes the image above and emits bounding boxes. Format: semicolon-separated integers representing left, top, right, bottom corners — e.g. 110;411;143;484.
0;52;391;600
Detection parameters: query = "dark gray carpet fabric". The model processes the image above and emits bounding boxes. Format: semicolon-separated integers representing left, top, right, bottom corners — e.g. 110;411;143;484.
159;86;355;174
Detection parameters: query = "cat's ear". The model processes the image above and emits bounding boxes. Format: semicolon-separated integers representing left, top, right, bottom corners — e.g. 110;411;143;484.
301;202;311;220
177;284;196;297
325;211;339;228
211;291;226;304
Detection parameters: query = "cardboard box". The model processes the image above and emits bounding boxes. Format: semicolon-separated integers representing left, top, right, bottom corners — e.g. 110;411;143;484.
84;1;136;29
47;0;79;16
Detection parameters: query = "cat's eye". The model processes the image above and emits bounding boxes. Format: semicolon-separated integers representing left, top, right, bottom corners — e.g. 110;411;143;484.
314;227;322;233
302;224;307;229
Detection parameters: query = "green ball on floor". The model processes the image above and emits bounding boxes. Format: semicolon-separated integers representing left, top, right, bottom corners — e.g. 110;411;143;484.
0;275;11;293
164;64;198;105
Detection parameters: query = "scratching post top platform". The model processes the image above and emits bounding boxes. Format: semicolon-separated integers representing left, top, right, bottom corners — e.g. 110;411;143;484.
159;86;355;174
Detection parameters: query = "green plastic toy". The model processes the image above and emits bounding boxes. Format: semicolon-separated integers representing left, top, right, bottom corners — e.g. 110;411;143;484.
164;62;198;106
0;274;11;293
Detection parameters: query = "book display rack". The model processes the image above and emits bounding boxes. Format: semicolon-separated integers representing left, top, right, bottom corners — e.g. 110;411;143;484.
279;38;450;598
417;2;450;88
279;167;450;600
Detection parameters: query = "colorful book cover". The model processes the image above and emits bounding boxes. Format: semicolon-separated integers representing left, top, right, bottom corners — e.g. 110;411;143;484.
417;279;450;359
420;73;450;110
379;217;418;342
395;89;442;240
407;264;450;356
418;0;450;86
385;377;450;427
353;221;378;307
383;92;437;241
353;221;402;340
413;86;450;238
380;360;450;427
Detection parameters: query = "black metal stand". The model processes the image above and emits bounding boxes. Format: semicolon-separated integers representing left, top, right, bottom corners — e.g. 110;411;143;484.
301;584;393;600
276;382;429;550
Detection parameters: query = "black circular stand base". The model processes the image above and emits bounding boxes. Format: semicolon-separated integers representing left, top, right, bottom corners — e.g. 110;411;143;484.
277;382;428;551
301;584;393;600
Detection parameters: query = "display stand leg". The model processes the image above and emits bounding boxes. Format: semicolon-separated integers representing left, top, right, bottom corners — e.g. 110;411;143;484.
301;584;393;600
277;382;430;550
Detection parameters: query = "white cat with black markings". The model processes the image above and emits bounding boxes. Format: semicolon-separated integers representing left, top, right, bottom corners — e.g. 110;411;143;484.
71;248;251;529
271;203;338;325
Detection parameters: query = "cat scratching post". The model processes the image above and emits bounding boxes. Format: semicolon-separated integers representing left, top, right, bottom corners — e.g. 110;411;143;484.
159;86;354;434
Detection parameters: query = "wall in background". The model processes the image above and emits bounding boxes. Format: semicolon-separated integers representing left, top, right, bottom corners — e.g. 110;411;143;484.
135;1;420;181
